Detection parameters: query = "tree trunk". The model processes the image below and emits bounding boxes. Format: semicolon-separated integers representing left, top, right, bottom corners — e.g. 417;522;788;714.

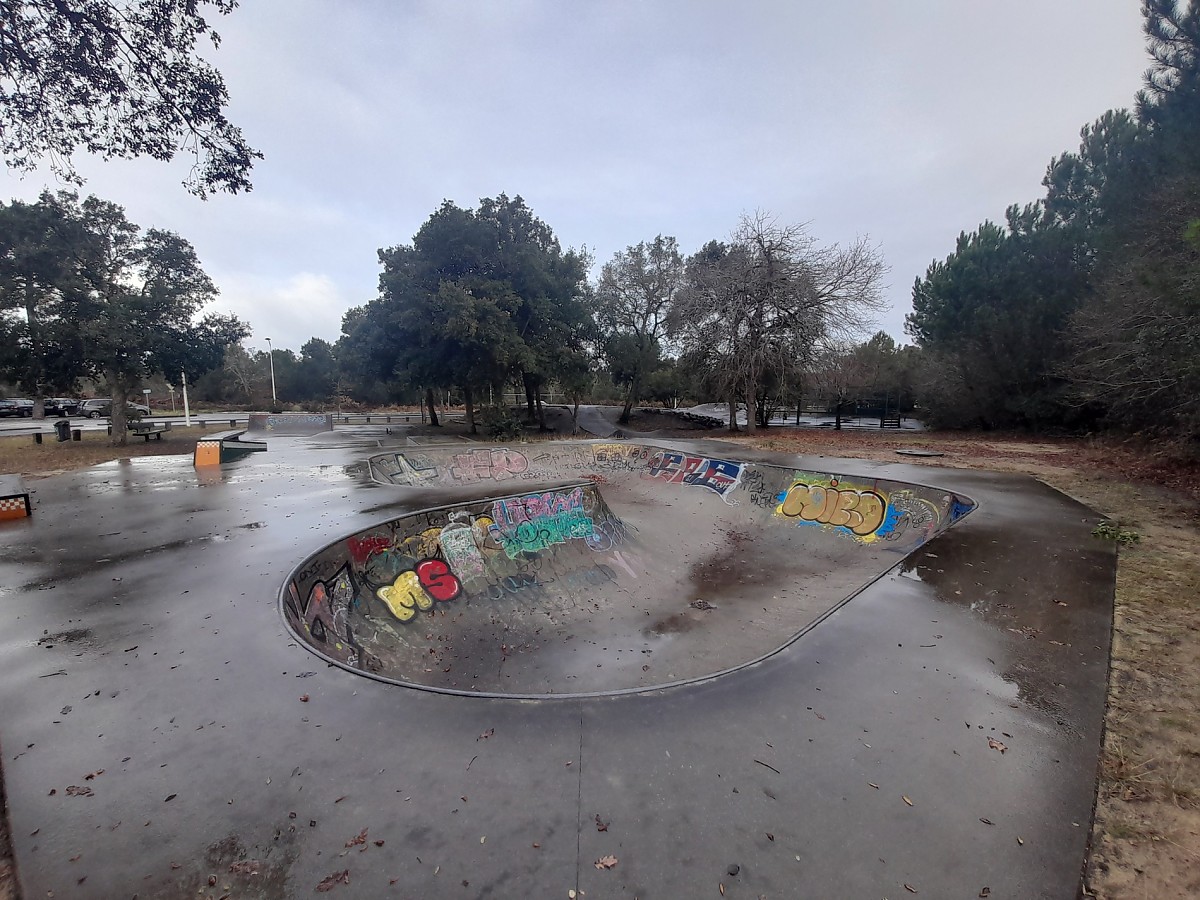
619;374;640;425
743;386;757;433
108;370;130;446
835;399;843;430
523;373;537;422
425;387;440;427
572;397;581;435
535;385;547;431
727;397;739;433
464;385;476;434
25;282;46;420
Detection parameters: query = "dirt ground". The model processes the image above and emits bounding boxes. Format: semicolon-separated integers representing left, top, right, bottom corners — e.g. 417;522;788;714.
1;421;1196;898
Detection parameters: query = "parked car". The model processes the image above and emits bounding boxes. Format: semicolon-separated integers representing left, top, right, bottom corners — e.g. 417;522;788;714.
78;399;151;418
44;397;80;416
0;398;34;417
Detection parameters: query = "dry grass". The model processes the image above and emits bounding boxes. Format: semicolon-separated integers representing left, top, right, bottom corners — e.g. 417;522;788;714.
0;425;205;477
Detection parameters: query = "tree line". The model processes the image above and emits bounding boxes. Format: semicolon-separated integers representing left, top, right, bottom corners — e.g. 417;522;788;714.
906;0;1200;442
5;1;1194;444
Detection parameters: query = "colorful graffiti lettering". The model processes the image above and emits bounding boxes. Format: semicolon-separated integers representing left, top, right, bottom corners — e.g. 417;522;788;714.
778;479;887;536
374;558;462;623
375;571;432;622
414;558;462;602
348;534;392;565
449;448;529;482
644;451;744;499
489;487;595;558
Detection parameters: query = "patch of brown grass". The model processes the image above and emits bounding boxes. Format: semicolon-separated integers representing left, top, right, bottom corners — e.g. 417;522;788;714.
0;426;204;477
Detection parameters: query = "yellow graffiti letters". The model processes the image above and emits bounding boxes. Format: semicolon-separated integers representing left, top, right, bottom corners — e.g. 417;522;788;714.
375;571;434;622
779;482;886;536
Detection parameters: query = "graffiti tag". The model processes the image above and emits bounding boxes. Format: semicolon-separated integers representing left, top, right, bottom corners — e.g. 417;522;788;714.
778;479;887;536
489;487;595;558
449;448;529;483
644;451;744;499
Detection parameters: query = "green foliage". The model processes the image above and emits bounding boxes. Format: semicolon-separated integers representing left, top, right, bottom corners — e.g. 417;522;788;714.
907;213;1088;429
1093;521;1141;544
479;404;523;440
0;191;246;438
339;194;591;423
0;0;260;196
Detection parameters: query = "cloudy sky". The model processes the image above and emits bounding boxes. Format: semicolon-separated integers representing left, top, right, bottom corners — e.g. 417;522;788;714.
3;0;1152;354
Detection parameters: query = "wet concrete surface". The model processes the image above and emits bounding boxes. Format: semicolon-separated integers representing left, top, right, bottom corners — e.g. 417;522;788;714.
0;430;1115;898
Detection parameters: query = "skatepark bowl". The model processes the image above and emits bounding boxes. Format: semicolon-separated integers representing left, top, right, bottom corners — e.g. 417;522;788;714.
0;430;1117;899
284;442;977;697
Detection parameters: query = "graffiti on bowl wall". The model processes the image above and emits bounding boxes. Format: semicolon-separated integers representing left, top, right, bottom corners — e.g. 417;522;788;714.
288;484;626;634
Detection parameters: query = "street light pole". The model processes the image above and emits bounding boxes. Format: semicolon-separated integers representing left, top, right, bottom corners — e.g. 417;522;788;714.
265;337;278;406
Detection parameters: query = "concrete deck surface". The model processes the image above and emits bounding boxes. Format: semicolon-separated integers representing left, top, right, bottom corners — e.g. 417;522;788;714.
0;430;1114;898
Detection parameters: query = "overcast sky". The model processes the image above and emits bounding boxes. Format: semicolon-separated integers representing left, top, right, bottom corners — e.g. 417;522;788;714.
3;0;1152;355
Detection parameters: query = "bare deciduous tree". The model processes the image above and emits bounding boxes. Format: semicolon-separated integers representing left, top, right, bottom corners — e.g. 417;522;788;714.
673;212;886;431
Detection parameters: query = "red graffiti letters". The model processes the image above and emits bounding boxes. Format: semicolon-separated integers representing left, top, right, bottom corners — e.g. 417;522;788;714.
415;558;462;602
348;535;392;564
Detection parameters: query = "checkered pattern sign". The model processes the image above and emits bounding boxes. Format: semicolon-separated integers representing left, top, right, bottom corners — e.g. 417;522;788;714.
0;495;30;519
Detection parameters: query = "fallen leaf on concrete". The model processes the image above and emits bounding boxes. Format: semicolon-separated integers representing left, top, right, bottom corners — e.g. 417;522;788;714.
300;694;309;702
868;783;879;789
904;885;917;894
344;828;367;848
719;884;725;895
477;728;494;741
902;796;913;806
65;785;92;797
595;814;608;832
980;817;994;826
315;869;350;892
594;855;618;870
229;860;261;875
980;888;991;898
987;738;1007;754
164;794;177;802
84;770;104;780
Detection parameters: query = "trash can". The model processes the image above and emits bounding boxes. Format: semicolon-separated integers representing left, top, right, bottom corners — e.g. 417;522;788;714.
54;419;71;442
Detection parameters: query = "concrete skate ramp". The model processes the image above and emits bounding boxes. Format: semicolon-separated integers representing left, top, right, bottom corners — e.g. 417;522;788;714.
247;411;333;433
282;442;975;696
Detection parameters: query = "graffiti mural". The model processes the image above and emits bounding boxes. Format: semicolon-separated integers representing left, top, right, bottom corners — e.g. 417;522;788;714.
778;478;888;537
882;490;942;541
438;521;488;590
449;448;529;483
489;487;595;558
643;451;744;500
375;559;463;622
